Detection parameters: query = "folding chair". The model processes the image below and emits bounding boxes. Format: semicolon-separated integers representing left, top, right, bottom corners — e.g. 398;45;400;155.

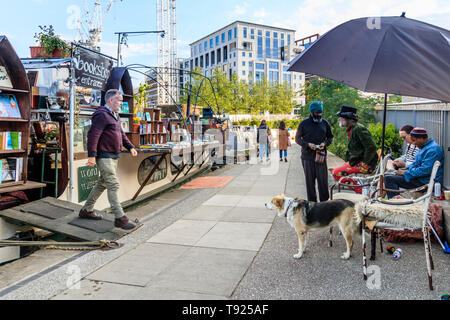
359;161;441;290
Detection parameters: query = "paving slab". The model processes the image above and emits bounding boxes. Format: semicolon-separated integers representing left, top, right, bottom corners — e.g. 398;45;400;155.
246;185;284;196
221;207;276;224
147;220;216;246
202;195;243;207
219;185;253;195
129;286;227;300
183;205;231;221
53;279;142;300
86;243;190;287
195;222;272;251
235;195;274;209
150;247;256;297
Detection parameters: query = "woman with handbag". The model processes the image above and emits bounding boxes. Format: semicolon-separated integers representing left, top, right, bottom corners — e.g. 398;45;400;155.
278;121;290;162
295;101;334;202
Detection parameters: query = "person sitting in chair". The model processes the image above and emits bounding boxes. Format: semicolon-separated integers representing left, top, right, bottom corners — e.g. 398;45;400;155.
384;128;444;199
332;106;378;194
389;125;419;170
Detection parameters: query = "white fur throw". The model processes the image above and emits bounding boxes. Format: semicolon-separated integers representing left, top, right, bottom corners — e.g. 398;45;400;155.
333;192;368;203
333;193;427;229
359;200;427;229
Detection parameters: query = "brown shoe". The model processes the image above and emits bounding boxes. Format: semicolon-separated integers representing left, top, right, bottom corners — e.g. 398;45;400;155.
79;209;103;220
114;216;136;230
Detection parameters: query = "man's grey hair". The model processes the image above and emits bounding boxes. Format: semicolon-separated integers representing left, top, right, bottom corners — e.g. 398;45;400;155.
105;89;122;103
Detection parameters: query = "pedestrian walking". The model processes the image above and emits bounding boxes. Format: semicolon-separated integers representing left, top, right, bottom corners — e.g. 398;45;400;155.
79;89;138;230
257;120;271;162
278;121;290;162
296;101;334;202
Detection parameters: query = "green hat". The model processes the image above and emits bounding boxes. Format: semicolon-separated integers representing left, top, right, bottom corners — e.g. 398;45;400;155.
309;101;323;113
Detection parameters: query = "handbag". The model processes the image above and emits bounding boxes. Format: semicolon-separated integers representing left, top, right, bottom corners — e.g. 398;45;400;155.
287;138;291;147
315;150;327;164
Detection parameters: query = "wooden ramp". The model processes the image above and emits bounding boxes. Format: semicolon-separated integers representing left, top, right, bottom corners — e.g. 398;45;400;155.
0;198;137;241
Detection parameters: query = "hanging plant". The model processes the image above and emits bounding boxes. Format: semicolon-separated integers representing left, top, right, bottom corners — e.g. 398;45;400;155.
33;25;71;58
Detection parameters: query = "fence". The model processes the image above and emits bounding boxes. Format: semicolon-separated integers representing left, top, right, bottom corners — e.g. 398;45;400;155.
375;100;449;188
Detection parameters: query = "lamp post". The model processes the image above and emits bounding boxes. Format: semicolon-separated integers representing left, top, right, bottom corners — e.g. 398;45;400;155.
115;30;165;66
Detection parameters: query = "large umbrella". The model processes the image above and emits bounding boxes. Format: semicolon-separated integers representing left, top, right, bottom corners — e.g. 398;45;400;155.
288;14;450;155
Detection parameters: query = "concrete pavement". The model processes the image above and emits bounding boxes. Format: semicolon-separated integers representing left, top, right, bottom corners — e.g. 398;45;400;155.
1;144;449;300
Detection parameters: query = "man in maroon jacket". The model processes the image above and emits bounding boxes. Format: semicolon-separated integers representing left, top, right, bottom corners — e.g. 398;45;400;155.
79;89;138;230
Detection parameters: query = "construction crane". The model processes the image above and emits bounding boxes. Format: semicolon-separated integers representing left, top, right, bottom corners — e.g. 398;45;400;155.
157;0;178;105
77;0;122;51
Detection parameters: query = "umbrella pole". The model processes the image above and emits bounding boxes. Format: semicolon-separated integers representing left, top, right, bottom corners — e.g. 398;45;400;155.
379;94;388;197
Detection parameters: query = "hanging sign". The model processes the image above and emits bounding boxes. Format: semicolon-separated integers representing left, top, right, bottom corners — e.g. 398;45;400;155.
72;46;115;90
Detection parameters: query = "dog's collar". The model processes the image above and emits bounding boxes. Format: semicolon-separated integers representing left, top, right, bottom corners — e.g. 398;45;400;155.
283;199;295;218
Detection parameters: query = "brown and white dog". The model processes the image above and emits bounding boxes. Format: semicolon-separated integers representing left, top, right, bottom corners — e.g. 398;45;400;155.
265;195;361;260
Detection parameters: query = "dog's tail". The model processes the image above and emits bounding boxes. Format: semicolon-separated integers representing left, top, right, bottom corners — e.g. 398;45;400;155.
352;201;364;235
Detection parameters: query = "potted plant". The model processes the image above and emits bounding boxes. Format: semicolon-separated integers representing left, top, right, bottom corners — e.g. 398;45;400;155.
31;25;71;58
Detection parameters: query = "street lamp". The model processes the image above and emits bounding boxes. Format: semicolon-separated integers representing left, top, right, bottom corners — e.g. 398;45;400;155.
115;30;166;66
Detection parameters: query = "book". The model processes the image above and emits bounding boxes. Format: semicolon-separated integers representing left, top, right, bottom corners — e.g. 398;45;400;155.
120;118;130;133
121;101;130;113
0;94;21;118
0;66;13;88
1;158;17;183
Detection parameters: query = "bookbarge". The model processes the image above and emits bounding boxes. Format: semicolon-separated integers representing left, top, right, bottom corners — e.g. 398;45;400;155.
0;38;232;264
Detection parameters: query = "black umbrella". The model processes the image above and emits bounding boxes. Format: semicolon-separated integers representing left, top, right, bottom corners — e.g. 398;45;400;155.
288;14;450;155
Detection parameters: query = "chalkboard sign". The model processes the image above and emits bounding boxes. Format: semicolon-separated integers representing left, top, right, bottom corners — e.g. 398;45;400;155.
72;45;115;90
78;165;99;203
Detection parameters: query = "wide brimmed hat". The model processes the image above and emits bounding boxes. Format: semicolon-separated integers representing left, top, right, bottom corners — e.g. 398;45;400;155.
337;106;359;121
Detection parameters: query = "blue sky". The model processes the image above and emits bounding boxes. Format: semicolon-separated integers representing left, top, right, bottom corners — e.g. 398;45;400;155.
1;0;449;84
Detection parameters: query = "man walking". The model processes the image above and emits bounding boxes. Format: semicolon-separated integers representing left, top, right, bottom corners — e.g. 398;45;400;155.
79;89;138;230
296;101;334;202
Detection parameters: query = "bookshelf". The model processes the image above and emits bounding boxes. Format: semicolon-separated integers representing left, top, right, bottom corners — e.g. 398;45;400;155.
104;67;136;145
0;36;45;192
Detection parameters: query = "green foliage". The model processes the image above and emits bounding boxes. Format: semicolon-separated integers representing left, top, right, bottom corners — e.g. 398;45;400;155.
34;25;70;57
233;118;302;130
368;123;403;158
180;68;296;115
302;78;381;159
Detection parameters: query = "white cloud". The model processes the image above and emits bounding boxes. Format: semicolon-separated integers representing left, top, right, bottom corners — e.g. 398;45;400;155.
290;0;450;38
100;41;157;60
234;2;249;15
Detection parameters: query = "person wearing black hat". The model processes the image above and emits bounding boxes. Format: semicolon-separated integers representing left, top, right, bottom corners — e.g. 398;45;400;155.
295;101;334;202
332;106;378;194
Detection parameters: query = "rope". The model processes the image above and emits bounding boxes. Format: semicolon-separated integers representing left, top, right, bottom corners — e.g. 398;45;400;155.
0;239;122;251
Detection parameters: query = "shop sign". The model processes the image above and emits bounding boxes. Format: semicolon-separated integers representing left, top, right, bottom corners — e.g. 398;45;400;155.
72;46;114;90
78;165;99;203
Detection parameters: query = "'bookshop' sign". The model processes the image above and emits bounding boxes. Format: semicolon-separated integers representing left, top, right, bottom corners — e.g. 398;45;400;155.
73;47;114;90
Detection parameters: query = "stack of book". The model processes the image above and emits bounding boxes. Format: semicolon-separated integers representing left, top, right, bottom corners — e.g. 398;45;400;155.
0;157;23;184
0;132;22;150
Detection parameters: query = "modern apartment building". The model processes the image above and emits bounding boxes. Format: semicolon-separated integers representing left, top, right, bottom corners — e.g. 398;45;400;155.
187;21;306;106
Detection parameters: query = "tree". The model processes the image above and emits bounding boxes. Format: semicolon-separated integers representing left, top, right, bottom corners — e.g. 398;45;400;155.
302;78;381;159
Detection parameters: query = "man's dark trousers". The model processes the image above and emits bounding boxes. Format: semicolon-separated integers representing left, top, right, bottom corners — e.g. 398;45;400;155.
302;159;330;202
384;175;424;199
